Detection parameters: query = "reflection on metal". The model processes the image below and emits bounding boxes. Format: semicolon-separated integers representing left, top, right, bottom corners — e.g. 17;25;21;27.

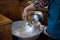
31;11;43;23
12;21;41;38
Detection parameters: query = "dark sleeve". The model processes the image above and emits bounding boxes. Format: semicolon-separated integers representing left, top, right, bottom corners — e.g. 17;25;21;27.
33;0;49;8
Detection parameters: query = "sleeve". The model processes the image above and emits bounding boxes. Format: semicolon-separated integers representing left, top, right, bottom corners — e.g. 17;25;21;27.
33;0;49;8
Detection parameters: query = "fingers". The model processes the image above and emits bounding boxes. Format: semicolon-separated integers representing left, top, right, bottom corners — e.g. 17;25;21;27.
22;13;27;21
34;21;41;27
38;0;48;7
22;11;28;21
39;0;45;7
34;21;45;32
39;25;45;32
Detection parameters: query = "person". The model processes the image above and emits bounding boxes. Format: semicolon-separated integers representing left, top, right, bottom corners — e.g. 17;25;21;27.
22;0;60;40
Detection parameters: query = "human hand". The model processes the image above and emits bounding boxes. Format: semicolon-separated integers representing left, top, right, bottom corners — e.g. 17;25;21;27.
22;8;28;21
22;3;36;21
34;21;45;32
34;21;50;37
33;0;48;8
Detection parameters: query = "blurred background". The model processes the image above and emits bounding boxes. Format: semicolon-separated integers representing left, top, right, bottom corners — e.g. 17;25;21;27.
0;0;49;40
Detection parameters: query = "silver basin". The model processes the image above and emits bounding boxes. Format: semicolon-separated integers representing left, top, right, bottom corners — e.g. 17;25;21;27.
12;21;41;40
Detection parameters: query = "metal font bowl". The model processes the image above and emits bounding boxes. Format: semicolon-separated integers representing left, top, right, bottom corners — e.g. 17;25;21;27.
12;21;41;40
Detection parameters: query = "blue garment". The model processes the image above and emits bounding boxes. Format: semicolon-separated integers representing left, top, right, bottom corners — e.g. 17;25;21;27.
47;0;60;40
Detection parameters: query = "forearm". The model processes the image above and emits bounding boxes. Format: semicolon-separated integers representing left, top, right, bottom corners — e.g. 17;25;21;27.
24;3;36;12
39;25;50;37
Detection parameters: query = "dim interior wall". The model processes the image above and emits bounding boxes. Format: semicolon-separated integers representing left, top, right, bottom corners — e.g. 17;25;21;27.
0;0;29;21
0;0;48;25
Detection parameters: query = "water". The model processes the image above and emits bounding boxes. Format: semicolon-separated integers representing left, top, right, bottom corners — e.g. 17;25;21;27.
25;23;34;32
12;21;41;38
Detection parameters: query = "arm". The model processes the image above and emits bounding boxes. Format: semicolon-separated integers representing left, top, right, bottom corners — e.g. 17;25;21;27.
34;21;50;37
24;0;49;11
22;0;49;20
24;3;36;12
22;3;36;20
